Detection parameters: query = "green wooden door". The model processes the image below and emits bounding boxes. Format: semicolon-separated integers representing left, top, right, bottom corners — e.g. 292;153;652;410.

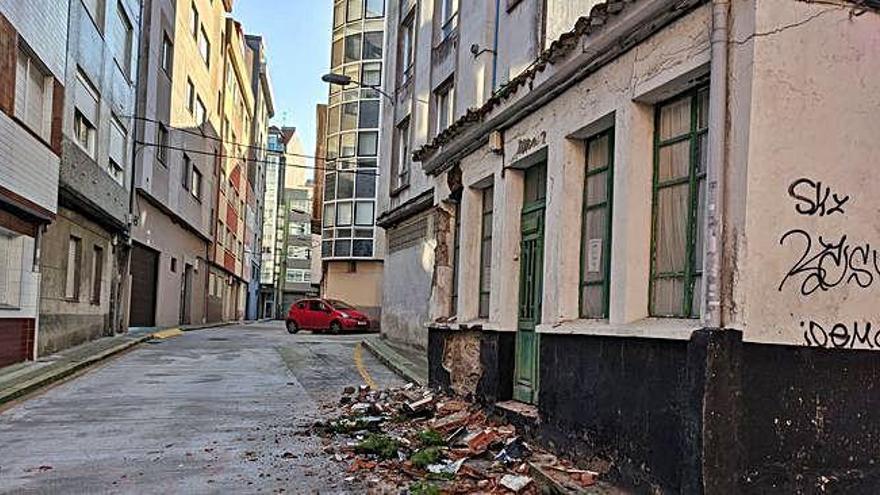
514;165;546;404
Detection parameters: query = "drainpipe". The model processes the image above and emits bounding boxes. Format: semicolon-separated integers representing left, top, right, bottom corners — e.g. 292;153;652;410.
704;0;730;330
491;0;501;91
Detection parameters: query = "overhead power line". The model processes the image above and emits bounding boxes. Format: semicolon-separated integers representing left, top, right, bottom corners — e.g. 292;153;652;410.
135;140;380;177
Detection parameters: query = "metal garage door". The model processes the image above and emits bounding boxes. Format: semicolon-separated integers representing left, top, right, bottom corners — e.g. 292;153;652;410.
129;243;158;327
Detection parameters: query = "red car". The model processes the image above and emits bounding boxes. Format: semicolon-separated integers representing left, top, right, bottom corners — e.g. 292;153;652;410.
285;298;372;334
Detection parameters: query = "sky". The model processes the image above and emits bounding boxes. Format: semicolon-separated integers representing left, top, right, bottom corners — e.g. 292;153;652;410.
234;1;332;173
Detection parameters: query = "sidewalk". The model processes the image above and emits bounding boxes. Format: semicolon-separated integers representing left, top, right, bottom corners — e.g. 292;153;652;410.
361;335;428;386
0;320;250;407
0;333;148;406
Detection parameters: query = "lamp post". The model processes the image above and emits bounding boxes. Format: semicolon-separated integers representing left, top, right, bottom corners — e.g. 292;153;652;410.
321;73;395;105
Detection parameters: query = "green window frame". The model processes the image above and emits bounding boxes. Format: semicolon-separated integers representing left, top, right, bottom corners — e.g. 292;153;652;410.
479;185;494;319
650;86;709;318
579;129;614;319
451;201;461;316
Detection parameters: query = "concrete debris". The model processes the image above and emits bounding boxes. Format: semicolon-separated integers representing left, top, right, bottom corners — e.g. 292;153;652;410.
500;474;533;492
314;384;610;494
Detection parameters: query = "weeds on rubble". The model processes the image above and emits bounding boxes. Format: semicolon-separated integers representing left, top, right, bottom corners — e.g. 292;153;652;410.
409;446;442;468
408;481;441;495
354;433;400;460
417;429;446;447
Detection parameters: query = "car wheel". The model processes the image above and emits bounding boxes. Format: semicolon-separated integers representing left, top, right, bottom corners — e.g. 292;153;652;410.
286;320;299;334
329;321;342;335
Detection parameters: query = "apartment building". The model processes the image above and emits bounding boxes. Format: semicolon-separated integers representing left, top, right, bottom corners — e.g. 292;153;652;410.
381;0;880;491
321;0;386;321
244;34;274;320
130;0;228;327
259;126;284;318
38;0;141;356
0;0;68;366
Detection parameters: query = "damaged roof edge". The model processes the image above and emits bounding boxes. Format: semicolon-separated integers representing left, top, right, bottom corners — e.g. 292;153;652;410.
415;0;709;176
376;188;435;229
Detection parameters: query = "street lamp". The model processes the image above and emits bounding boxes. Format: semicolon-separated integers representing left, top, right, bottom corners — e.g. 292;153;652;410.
321;72;394;105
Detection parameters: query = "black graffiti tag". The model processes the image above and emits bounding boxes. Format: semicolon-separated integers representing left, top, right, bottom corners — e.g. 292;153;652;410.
802;319;880;349
777;229;880;296
788;178;850;217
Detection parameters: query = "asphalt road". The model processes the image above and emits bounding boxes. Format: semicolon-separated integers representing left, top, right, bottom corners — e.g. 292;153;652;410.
0;321;403;494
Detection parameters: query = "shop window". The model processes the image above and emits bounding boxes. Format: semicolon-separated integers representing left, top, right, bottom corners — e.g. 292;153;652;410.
650;86;709;318
580;130;614;318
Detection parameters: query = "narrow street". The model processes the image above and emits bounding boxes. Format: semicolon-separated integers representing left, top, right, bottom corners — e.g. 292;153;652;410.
0;322;401;494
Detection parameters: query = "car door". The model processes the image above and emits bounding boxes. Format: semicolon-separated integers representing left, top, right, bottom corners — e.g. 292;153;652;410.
293;301;311;329
310;300;333;330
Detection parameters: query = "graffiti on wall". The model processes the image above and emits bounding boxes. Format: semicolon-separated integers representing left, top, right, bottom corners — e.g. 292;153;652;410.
780;177;878;349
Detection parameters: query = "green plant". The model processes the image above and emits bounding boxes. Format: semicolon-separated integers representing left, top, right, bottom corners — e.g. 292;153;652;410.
409;447;442;469
417;429;446;447
355;433;400;460
409;481;441;495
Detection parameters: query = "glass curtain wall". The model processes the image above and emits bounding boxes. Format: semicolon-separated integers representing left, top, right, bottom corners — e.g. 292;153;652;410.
323;0;385;259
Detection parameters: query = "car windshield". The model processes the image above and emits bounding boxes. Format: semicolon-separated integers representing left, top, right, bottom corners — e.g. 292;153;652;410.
327;299;356;310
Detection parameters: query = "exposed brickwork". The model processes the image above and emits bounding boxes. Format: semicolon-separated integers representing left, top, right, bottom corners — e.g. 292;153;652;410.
0;13;16;116
0;318;34;367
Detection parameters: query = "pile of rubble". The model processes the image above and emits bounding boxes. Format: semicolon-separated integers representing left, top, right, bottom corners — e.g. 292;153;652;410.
313;384;608;494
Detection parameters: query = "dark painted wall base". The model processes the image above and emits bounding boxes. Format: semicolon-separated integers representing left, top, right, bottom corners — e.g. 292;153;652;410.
429;326;880;493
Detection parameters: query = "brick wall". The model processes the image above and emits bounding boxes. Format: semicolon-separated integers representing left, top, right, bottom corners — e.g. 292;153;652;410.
0;318;34;367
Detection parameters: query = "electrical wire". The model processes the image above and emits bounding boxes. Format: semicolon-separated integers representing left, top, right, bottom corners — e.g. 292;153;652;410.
135;139;380;177
129;115;374;171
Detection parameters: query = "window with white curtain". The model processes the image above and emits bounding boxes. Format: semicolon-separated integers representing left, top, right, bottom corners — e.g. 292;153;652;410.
14;48;53;141
650;86;709;318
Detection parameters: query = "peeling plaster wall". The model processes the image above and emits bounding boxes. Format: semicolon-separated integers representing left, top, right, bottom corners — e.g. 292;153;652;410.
733;2;880;347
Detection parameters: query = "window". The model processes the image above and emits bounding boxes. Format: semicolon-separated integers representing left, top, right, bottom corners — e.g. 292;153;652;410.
91;246;104;305
170;257;177;273
191;3;199;37
0;232;24;308
74;111;97;158
366;0;384;17
82;0;105;31
439;0;458;40
580;130;614;318
333;1;345;28
161;35;173;75
650;86;709;318
182;153;191;190
359;100;380;128
191;166;203;200
347;0;362;21
331;38;344;69
66;237;82;300
186;79;195;113
195;96;206;124
363;31;383;60
14;48;53;140
108;116;126;184
344;34;362;63
337;201;353;226
112;3;133;77
362;62;381;87
286;269;312;283
355;171;376;199
451;201;461;315
289;222;309;236
435;79;455;134
399;12;415;84
156;123;169;164
198;25;210;65
392;117;411;190
479;186;494;318
357;131;378;156
355;201;375;226
288;246;310;260
337;173;354;199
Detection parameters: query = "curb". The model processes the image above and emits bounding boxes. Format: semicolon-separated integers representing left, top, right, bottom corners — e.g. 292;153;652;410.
0;336;149;406
361;337;427;386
